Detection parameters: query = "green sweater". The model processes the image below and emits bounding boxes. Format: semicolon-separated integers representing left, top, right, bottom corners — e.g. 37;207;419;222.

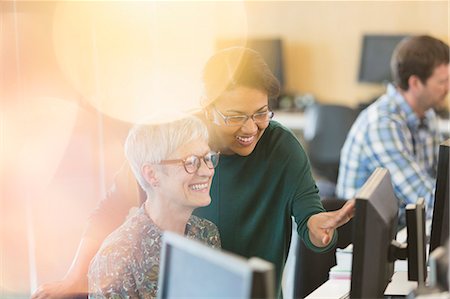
194;121;336;297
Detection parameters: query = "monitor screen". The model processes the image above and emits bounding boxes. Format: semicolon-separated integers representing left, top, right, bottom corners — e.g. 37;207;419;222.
429;139;450;254
157;232;275;299
350;167;399;298
216;38;285;91
358;34;409;84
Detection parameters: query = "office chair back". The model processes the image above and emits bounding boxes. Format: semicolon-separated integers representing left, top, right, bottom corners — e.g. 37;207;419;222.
303;104;358;183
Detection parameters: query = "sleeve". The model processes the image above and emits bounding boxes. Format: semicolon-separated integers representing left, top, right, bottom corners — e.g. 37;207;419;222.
279;129;337;252
83;162;145;242
206;221;222;249
364;117;436;213
88;243;137;298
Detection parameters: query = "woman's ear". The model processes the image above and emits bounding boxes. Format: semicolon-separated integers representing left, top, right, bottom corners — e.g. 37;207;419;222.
142;164;159;187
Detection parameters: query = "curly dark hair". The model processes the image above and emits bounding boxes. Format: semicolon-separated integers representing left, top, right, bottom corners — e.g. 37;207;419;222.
201;47;280;107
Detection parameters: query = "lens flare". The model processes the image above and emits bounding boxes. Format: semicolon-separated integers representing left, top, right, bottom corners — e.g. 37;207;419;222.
52;1;248;123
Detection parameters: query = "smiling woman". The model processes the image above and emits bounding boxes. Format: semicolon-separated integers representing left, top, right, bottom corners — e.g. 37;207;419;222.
192;47;355;299
32;46;355;299
88;114;221;297
206;86;273;156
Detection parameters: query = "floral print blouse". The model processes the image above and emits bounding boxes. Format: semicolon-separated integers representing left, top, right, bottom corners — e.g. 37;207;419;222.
88;206;221;298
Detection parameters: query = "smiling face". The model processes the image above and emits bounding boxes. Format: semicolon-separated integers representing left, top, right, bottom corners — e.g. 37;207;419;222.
207;86;270;156
157;138;215;209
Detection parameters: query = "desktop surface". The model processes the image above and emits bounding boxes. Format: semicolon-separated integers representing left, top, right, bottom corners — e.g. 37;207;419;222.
306;269;419;299
306;222;434;299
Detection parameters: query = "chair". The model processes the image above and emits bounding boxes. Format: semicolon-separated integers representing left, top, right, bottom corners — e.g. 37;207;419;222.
303;104;358;193
293;198;353;298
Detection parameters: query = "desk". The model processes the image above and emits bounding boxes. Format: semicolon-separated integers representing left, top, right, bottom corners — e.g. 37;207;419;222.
306;271;418;299
273;111;450;135
306;220;431;299
306;223;431;299
306;246;418;299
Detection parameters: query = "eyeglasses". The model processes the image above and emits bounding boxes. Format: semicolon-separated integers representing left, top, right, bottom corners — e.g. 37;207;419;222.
213;106;274;127
157;151;220;174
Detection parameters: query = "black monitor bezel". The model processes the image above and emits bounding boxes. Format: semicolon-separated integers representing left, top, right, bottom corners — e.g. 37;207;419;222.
157;232;275;299
429;139;450;254
350;168;399;298
405;198;427;285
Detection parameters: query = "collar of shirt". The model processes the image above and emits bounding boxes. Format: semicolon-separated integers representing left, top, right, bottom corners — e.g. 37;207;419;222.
386;83;435;133
140;205;197;237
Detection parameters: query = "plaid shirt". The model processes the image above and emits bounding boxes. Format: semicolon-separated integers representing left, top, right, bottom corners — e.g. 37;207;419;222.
336;84;441;224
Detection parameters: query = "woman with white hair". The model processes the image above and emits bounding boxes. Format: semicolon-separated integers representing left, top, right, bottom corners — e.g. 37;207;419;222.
33;48;354;299
87;115;221;298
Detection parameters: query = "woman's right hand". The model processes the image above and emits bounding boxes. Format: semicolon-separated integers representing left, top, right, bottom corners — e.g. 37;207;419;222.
307;199;355;247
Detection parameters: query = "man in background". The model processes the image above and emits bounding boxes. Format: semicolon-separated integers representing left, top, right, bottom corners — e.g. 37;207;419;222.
337;35;449;226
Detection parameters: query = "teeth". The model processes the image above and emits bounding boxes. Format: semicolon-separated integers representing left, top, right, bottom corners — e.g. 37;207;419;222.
236;135;254;143
190;183;208;191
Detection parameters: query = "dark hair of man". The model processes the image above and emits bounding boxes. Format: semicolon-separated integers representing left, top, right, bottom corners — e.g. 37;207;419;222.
391;35;449;91
201;47;281;107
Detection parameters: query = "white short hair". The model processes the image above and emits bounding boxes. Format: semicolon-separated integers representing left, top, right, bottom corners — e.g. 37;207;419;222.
124;114;208;194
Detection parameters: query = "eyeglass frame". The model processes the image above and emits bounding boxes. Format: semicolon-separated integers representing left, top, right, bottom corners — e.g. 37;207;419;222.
212;106;274;127
155;151;220;174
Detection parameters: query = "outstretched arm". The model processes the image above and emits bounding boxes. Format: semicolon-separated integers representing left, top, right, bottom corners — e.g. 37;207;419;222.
307;199;355;248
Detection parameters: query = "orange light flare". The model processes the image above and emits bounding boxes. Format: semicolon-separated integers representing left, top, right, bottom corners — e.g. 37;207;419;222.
4;97;77;192
52;1;248;123
1;96;80;293
1;1;249;294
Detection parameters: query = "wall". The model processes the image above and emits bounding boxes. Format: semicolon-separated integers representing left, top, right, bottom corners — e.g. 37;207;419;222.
234;1;449;107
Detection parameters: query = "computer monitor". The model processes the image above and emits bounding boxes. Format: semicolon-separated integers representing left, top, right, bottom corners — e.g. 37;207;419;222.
216;38;285;91
157;232;275;299
350;168;399;298
429;139;450;254
358;34;409;84
405;198;427;285
350;168;427;298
